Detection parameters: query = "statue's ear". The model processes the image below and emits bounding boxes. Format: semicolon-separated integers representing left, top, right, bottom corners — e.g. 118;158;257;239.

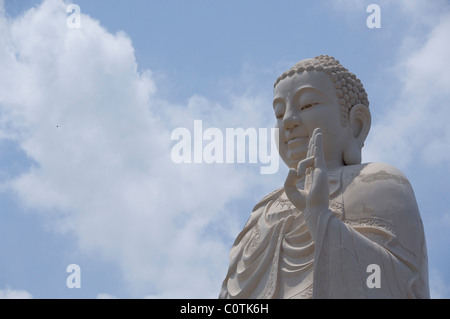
348;104;371;145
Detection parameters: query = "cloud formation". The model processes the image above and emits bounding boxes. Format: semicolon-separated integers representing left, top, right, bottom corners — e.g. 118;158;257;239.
0;0;280;297
0;286;32;299
361;3;450;169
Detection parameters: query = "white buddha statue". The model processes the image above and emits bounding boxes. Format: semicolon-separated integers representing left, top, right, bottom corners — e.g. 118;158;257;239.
220;55;429;299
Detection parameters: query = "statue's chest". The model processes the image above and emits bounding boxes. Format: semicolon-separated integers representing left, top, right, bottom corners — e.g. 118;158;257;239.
264;168;344;227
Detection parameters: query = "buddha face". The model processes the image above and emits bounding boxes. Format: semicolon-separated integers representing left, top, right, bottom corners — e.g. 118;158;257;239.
273;70;352;169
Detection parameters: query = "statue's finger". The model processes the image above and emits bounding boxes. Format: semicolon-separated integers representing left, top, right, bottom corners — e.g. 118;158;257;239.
297;156;314;178
307;135;314;158
314;132;326;168
308;128;321;156
284;168;299;188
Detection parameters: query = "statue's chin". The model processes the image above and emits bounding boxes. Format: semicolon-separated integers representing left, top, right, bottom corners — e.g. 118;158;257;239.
283;149;307;168
282;156;302;170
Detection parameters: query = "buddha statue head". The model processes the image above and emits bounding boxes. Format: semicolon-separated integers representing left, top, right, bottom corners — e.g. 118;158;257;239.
273;55;372;170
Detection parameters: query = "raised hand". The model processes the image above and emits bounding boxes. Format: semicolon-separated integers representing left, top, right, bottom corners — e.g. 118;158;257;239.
284;128;330;216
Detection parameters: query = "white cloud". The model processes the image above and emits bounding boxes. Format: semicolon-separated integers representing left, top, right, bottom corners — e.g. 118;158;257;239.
0;0;280;298
429;268;450;299
96;293;118;299
395;0;450;29
324;0;450;169
363;10;450;169
0;286;33;299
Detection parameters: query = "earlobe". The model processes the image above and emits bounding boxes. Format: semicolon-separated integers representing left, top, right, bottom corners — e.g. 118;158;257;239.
343;141;362;165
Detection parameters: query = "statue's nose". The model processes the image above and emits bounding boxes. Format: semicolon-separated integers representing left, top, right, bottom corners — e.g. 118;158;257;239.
282;108;301;131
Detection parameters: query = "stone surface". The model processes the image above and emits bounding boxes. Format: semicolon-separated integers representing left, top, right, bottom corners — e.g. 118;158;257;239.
219;55;429;299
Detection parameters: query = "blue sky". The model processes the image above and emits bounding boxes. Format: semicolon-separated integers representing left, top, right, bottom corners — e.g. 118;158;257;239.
0;0;449;298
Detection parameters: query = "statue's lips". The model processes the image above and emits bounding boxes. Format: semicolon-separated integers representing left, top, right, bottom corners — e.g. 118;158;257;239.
286;137;309;161
286;136;309;147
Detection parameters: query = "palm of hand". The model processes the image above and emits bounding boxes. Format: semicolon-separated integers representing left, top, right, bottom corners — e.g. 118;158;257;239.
284;128;330;213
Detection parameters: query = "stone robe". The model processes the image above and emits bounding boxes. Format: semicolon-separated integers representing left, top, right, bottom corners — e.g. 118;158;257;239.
219;162;429;299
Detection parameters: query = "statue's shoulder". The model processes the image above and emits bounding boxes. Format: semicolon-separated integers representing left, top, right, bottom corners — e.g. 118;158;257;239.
235;187;284;234
342;162;419;219
342;162;411;189
251;187;284;212
358;162;408;177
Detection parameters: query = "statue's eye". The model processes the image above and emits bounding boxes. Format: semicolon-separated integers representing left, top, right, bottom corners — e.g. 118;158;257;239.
301;102;319;111
273;100;285;119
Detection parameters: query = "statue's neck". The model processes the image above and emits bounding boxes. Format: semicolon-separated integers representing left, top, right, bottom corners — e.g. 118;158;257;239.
325;156;346;171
